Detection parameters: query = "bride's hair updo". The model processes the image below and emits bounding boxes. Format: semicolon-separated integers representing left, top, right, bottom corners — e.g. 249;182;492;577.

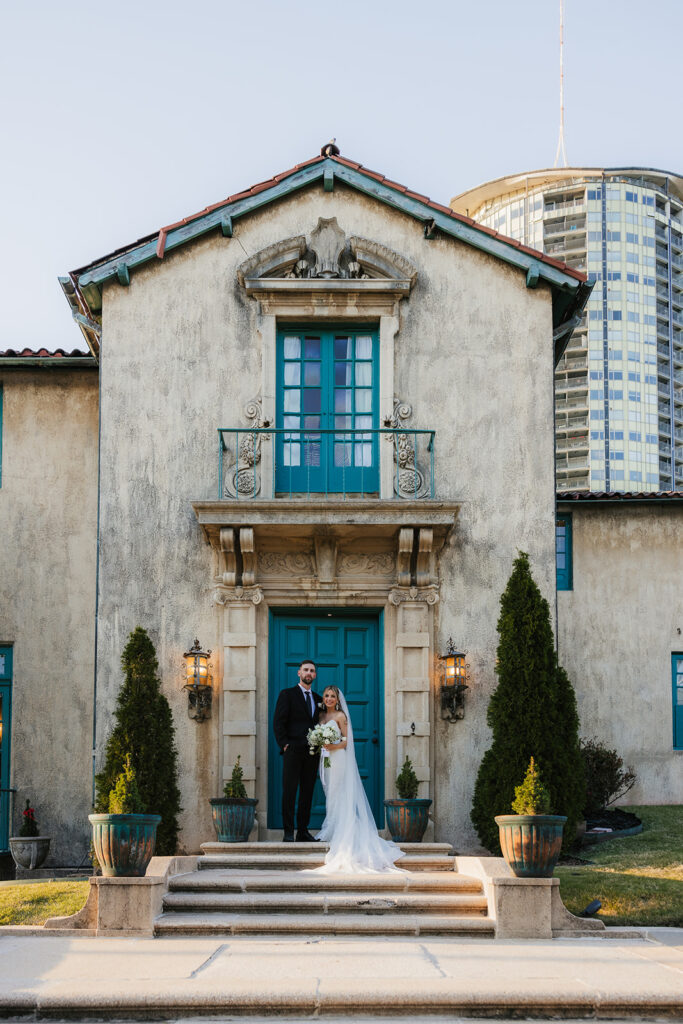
322;685;342;711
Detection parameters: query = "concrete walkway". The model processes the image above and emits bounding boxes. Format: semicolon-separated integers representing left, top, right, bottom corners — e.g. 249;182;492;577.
0;930;681;1019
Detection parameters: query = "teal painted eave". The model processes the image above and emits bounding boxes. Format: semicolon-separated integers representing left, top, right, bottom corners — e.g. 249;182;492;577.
74;158;585;319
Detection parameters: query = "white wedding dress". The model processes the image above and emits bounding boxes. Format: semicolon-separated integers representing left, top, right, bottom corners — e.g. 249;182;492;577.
313;692;405;874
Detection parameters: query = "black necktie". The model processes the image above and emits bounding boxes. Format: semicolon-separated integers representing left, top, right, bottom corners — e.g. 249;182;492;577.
305;690;313;716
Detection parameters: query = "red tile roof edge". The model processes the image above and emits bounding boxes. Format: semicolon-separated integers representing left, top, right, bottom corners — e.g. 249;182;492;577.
557;490;683;500
0;347;93;358
143;153;586;282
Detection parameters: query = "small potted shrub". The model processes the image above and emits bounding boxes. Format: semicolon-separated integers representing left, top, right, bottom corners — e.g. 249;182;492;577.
209;756;258;843
383;756;432;842
9;800;51;871
89;755;161;877
495;757;567;877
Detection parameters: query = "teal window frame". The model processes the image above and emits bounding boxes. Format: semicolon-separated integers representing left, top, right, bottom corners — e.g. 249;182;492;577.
0;646;12;852
556;514;573;591
672;653;683;751
275;325;379;494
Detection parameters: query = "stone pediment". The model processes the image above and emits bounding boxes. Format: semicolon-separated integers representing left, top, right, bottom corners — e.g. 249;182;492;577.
237;218;417;290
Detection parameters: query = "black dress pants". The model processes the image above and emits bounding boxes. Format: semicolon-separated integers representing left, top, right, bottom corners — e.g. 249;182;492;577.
282;744;319;833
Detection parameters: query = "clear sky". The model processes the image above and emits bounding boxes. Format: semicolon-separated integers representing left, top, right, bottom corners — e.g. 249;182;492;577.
2;0;682;352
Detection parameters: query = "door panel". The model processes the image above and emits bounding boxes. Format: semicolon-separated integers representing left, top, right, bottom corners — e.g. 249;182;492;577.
268;612;381;829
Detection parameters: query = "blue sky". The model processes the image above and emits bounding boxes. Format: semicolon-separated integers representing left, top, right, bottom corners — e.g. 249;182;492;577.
2;0;682;351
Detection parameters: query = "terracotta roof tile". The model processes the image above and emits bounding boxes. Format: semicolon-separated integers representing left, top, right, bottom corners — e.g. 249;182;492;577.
557;490;683;501
76;151;587;285
0;347;91;358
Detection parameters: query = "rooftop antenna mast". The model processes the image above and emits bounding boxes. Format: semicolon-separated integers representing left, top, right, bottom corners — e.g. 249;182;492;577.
554;0;568;167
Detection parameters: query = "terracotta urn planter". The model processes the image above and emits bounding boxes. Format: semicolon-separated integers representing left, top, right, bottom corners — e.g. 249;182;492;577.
495;814;567;877
383;798;432;843
209;798;258;843
89;813;161;877
9;836;51;871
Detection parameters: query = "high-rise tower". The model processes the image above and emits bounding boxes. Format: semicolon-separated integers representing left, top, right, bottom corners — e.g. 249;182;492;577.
452;168;683;492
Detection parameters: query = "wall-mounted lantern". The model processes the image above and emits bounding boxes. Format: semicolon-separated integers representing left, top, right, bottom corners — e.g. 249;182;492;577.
183;639;213;722
439;638;468;723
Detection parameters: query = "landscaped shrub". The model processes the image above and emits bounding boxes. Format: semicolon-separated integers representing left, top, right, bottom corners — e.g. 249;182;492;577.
95;627;181;854
511;757;551;815
223;756;248;799
580;738;637;817
19;800;39;837
471;552;585;854
108;755;145;815
396;756;419;799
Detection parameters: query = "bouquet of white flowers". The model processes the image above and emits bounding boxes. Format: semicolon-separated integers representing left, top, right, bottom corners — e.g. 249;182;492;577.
307;722;339;768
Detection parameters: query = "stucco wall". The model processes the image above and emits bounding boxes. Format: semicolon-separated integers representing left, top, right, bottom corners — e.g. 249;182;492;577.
0;368;98;863
97;181;557;852
557;505;683;804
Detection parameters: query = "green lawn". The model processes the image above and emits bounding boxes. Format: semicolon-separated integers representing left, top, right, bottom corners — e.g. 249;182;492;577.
555;805;683;927
0;880;90;926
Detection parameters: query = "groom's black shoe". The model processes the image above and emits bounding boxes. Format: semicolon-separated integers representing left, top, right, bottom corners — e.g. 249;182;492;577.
296;830;316;843
283;831;295;842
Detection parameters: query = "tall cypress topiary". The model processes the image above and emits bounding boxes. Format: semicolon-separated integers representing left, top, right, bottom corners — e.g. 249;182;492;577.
471;552;585;854
95;627;182;854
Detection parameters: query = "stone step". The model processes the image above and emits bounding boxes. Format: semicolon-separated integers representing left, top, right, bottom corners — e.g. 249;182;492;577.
162;890;489;915
154;911;495;937
197;852;456;872
169;868;483;893
200;841;454;855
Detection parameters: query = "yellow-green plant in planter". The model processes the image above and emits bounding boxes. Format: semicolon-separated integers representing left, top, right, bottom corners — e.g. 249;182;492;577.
383;756;432;842
495;758;566;878
89;756;161;877
210;756;258;843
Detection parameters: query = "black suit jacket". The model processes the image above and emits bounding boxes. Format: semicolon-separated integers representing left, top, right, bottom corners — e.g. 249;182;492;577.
273;685;322;753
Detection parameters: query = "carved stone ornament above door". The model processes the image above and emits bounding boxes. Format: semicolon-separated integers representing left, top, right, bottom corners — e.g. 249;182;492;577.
237;218;418;290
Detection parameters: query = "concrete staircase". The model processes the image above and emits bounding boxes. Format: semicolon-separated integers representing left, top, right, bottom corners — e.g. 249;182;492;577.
155;841;494;937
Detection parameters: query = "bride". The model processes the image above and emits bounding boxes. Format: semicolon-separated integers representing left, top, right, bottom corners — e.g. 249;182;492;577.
313;685;405;874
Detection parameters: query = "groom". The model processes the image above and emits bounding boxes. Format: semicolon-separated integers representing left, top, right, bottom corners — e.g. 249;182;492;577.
273;658;322;842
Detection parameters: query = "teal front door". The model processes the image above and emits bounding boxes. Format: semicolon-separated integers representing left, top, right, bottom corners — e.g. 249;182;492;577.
0;647;12;852
268;611;382;829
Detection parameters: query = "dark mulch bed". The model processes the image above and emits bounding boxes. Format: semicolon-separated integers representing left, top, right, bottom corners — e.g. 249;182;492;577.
585;808;641;831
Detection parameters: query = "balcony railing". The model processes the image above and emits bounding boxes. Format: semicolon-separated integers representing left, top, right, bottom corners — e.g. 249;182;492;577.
218;428;436;500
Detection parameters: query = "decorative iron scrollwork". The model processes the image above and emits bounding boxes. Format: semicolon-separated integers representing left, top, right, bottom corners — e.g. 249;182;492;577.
223;397;269;498
385;398;430;499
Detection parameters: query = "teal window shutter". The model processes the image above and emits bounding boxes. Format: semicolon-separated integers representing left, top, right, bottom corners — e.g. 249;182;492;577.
0;646;12;852
276;327;379;494
672;654;683;751
556;515;573;591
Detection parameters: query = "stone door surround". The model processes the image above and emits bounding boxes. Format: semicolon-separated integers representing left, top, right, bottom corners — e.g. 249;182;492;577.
192;501;459;838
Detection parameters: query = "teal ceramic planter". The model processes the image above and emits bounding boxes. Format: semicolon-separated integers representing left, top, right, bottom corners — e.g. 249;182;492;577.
495;814;567;878
384;799;432;842
209;798;258;842
89;813;161;877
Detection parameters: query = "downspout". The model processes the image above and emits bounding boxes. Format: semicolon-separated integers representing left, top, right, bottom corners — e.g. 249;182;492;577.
91;332;103;807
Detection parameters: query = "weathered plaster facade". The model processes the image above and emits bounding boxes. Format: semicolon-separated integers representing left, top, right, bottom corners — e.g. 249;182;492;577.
3;157;609;865
95;183;558;853
0;368;98;863
557;503;683;803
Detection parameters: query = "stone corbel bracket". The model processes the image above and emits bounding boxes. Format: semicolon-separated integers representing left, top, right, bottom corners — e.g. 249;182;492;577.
394;526;437;589
216;527;258;590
